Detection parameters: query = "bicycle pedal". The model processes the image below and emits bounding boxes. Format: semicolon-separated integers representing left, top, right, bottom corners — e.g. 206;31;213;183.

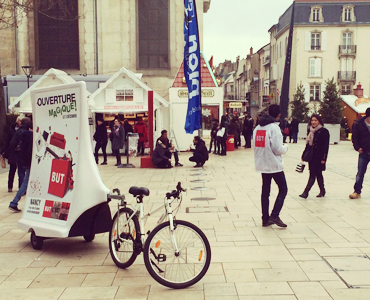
157;253;167;262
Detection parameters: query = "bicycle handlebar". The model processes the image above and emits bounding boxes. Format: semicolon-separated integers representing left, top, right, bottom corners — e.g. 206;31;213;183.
166;182;186;199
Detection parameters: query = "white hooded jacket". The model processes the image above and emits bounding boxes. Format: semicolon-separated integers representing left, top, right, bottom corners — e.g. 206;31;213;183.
253;115;287;173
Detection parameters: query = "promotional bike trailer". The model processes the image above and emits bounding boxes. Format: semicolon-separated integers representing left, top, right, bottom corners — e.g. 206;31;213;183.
18;82;112;243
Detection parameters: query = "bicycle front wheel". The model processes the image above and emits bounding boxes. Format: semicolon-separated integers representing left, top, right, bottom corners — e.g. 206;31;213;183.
143;220;211;289
109;207;140;269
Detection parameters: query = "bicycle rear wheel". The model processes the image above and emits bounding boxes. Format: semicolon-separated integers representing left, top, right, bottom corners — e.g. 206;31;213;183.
143;220;211;289
109;207;140;269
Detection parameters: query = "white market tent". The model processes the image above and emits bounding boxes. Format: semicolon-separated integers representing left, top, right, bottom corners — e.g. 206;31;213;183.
8;68;77;113
88;67;170;148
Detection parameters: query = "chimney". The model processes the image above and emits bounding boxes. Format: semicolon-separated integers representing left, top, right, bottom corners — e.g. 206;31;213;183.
250;47;253;55
354;82;363;97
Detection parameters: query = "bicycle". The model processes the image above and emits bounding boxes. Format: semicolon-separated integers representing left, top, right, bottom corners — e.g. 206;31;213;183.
107;182;211;289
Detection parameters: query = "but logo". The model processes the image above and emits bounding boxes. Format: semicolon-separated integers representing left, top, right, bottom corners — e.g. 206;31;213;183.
255;130;266;148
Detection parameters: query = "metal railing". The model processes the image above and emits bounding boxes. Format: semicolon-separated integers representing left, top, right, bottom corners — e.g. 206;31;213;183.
339;45;356;55
338;71;356;81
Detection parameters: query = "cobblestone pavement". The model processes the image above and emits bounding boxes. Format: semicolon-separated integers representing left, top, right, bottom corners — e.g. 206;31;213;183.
2;139;370;299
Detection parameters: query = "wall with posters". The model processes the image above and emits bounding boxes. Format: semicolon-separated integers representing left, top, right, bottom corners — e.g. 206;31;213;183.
18;82;110;238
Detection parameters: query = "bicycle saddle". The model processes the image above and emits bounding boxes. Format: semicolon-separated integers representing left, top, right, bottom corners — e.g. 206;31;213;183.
129;186;150;197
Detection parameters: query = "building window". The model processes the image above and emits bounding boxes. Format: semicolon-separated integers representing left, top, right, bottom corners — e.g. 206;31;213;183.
342;32;352;47
310;85;320;101
138;0;169;69
341;84;352;95
313;9;319;21
37;0;79;70
311;33;321;50
310;6;324;22
309;57;322;78
116;90;134;101
345;8;351;21
342;5;356;22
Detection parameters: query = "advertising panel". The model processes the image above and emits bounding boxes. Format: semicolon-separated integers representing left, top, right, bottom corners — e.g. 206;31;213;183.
18;82;110;238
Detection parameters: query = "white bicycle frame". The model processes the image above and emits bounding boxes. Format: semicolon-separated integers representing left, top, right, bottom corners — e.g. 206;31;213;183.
117;195;180;253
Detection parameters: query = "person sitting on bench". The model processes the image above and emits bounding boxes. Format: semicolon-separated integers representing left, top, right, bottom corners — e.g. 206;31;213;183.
152;136;172;168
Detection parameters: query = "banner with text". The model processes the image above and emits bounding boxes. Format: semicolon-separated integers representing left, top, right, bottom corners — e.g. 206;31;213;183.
184;0;201;134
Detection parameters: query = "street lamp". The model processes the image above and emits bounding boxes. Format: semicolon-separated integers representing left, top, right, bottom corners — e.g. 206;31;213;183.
22;65;34;88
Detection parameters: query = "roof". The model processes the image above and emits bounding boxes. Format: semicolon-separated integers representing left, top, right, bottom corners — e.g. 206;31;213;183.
172;52;217;88
274;1;370;36
341;95;370;114
8;68;77;112
88;67;168;109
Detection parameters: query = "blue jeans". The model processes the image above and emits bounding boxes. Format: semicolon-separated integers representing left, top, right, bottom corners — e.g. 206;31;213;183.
292;133;298;143
10;168;30;208
354;153;370;194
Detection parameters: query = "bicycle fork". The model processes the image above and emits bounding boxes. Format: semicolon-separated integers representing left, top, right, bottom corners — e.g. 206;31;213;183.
166;199;180;255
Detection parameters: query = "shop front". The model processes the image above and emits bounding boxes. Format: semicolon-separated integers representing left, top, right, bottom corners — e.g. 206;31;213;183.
88;67;169;154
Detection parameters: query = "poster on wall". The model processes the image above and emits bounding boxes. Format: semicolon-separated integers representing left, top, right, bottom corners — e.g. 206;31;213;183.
18;82;110;238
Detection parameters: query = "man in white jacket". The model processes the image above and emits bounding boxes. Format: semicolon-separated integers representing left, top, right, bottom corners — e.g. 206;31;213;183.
253;104;288;227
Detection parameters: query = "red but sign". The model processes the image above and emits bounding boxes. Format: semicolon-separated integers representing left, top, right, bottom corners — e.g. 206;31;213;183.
43;200;54;218
48;159;72;198
255;130;266;148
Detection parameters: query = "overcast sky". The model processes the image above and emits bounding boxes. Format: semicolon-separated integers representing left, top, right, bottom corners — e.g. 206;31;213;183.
203;0;294;66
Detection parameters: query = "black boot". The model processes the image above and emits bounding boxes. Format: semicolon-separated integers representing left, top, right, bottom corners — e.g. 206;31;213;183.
300;177;315;199
316;188;326;197
299;192;309;199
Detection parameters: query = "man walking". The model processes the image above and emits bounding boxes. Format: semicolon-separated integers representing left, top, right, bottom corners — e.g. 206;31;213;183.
253;104;288;227
349;108;370;199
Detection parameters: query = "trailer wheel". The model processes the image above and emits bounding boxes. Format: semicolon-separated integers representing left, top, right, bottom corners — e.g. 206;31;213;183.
83;233;95;242
30;231;44;250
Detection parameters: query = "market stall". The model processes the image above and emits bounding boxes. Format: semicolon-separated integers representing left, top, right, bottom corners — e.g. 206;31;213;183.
8;68;78;114
169;54;223;150
88;67;169;154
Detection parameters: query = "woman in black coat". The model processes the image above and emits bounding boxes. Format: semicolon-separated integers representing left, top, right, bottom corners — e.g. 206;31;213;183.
299;114;330;199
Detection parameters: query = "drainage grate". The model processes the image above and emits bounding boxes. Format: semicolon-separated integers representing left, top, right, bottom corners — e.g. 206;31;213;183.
186;206;229;213
191;197;216;201
191;187;212;191
190;180;209;183
323;255;370;288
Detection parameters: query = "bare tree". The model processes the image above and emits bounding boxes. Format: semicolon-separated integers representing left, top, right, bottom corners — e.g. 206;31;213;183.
0;0;80;146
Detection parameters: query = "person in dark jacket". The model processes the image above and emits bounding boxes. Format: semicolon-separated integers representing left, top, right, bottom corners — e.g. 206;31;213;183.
243;114;254;148
349;108;370;199
110;119;125;166
188;136;209;167
9;118;33;212
93;117;108;165
152;136;172;168
209;120;218;154
299;114;330;199
9;116;28;189
290;117;299;143
1;122;19;192
229;116;241;149
134;117;148;156
123;119;133;155
156;130;183;167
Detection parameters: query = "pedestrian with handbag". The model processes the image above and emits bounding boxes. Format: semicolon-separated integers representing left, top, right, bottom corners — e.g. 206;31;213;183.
299;114;330;199
219;115;229;156
110;119;125;166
